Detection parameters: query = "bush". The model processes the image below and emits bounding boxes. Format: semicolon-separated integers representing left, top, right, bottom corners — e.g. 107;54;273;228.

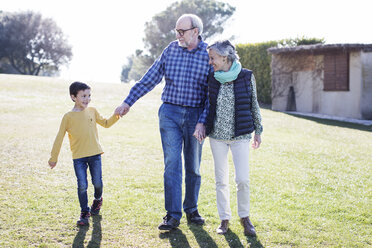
236;41;278;104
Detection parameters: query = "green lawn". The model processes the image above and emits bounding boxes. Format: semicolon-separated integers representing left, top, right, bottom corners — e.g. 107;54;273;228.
0;74;371;248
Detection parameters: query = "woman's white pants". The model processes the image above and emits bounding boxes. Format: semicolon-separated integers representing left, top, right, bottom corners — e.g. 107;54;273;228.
209;137;250;220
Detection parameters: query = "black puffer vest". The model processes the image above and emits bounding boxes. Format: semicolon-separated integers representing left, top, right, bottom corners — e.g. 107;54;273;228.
206;68;255;138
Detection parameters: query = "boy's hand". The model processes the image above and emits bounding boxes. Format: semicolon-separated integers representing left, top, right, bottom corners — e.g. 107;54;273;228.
49;161;57;169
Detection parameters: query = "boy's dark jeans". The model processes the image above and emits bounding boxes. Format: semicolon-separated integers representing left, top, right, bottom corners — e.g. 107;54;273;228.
73;154;103;212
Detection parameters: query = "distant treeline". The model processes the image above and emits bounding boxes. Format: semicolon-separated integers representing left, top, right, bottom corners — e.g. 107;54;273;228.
0;10;72;76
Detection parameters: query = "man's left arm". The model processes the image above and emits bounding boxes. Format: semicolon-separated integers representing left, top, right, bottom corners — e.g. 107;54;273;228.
194;63;212;142
194;88;209;142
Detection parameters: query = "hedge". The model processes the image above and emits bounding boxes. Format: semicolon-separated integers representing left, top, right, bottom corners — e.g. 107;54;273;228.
236;41;278;104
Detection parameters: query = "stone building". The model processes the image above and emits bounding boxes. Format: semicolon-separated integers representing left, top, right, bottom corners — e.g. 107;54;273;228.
268;44;372;120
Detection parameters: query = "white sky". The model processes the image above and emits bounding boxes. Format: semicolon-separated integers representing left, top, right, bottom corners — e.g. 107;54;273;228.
2;0;372;83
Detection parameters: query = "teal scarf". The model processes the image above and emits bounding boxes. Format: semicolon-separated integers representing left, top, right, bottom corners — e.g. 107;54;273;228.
214;60;242;84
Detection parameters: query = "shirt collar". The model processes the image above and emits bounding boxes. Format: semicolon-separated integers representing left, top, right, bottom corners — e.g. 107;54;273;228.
197;36;207;50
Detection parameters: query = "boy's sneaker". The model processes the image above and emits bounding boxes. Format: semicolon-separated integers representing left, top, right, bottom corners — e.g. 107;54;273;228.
77;211;91;226
90;197;103;215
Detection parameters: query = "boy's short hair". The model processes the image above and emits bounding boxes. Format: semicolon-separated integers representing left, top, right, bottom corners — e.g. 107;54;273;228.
69;82;90;99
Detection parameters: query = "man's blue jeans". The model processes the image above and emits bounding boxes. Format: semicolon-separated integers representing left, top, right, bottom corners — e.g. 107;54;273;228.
158;103;204;221
73;154;103;212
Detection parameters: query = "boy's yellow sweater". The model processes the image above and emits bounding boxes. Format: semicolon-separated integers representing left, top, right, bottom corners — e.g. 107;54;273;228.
49;107;119;163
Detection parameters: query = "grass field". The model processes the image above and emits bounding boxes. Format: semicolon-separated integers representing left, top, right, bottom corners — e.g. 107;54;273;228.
0;74;371;248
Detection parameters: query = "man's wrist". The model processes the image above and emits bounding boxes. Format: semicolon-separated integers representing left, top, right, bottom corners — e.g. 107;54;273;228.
123;99;132;107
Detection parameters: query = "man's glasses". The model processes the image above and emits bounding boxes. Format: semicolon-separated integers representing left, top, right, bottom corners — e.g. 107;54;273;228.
175;27;196;36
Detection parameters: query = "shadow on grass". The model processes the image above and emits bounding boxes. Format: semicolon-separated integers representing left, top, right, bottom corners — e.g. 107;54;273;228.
286;113;372;132
222;229;265;248
188;224;218;248
223;229;244;248
73;225;89;248
245;235;264;248
159;229;191;248
72;215;102;248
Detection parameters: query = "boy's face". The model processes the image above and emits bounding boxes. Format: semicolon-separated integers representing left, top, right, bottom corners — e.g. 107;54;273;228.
71;89;91;110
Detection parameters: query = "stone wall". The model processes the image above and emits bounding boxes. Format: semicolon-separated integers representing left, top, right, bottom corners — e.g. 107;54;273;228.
361;52;372;119
271;51;368;119
271;53;323;112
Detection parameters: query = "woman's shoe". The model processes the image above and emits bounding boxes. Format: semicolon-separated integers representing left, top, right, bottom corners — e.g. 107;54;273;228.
216;219;229;234
240;216;256;236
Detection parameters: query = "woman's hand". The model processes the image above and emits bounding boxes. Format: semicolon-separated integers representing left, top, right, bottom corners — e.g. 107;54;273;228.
252;134;261;149
193;123;206;144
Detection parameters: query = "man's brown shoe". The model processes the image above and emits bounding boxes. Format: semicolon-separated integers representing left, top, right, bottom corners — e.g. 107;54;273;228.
240;216;256;236
216;220;229;234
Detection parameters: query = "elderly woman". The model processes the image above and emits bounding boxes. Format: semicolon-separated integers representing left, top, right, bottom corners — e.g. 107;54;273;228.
201;40;263;236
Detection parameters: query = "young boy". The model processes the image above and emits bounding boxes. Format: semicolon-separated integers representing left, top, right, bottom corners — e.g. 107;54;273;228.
48;82;119;226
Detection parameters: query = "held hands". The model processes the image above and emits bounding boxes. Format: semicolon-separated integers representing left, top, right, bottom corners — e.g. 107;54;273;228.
252;134;261;149
115;102;130;117
193;123;206;144
49;161;57;169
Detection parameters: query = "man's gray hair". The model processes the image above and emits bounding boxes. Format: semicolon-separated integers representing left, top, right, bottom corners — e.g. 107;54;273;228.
207;40;240;62
178;14;203;35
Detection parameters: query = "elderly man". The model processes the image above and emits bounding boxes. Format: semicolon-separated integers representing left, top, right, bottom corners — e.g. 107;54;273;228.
115;14;211;230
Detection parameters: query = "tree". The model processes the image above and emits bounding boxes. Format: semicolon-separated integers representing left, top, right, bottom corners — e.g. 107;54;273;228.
121;55;133;83
127;50;154;81
278;36;325;47
0;11;72;76
121;0;235;82
143;0;235;60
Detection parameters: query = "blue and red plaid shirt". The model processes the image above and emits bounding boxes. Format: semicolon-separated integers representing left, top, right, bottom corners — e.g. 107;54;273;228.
124;38;211;123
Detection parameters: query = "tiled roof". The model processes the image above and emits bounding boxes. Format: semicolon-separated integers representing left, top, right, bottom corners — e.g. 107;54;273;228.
268;43;372;54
